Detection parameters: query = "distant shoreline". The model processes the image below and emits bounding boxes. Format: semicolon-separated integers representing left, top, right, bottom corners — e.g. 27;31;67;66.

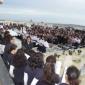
0;19;85;30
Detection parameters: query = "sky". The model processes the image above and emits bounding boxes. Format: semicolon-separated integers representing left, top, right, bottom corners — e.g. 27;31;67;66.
0;0;85;25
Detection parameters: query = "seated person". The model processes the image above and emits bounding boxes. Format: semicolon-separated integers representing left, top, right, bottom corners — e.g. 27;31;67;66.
22;36;34;50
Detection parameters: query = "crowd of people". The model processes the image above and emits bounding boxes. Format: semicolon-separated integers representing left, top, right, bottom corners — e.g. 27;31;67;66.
0;22;83;85
30;24;85;48
0;22;85;48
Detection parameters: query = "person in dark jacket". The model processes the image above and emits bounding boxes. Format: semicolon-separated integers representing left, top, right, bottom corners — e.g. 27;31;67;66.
4;34;15;53
46;55;56;64
23;36;34;50
24;52;44;85
36;63;60;85
3;44;17;69
9;49;27;85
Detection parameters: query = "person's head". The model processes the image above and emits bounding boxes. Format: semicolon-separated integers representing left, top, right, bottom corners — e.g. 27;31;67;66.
4;31;10;37
46;55;56;64
35;52;44;68
10;36;15;44
4;34;12;44
28;52;44;68
66;66;80;85
26;36;31;43
13;49;27;68
4;31;15;44
7;44;17;54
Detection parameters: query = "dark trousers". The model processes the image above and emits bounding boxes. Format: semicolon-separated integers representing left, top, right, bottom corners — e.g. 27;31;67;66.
37;45;46;53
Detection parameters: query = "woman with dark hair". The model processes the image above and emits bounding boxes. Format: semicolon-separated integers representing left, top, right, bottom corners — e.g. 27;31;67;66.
46;55;56;64
60;66;80;85
36;63;60;85
13;49;27;68
46;55;62;75
3;33;17;68
4;34;16;53
4;31;12;45
28;52;44;68
2;44;17;69
4;31;10;38
9;49;27;85
23;36;34;50
24;52;44;85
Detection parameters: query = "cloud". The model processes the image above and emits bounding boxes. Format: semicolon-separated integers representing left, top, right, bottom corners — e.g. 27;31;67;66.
0;7;60;16
0;7;84;19
0;0;85;25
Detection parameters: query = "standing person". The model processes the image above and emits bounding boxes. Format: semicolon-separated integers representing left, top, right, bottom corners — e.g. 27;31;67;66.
36;63;60;85
4;34;16;53
3;31;10;43
9;49;27;85
2;44;17;69
24;52;44;85
46;55;62;75
60;66;80;85
46;55;56;64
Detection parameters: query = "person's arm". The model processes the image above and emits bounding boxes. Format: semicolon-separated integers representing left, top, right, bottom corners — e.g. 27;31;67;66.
31;78;39;85
9;65;14;78
24;72;28;85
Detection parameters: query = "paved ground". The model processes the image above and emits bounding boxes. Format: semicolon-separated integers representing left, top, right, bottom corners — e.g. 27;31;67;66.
0;55;14;85
44;47;85;85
